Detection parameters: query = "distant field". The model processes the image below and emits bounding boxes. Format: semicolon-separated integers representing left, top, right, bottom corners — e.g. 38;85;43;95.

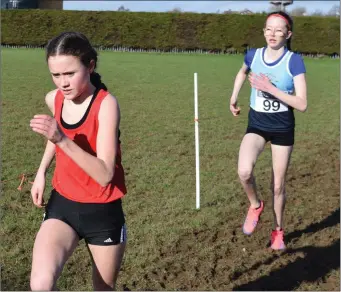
1;48;339;291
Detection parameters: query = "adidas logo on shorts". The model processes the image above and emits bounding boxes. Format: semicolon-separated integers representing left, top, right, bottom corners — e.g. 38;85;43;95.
104;238;113;243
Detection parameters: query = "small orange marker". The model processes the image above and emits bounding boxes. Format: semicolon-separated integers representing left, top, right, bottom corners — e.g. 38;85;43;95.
17;174;26;191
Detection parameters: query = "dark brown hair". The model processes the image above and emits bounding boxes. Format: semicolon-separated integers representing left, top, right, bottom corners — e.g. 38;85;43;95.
46;31;107;90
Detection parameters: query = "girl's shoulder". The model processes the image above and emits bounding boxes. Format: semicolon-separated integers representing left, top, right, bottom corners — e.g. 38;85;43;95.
288;51;306;76
45;89;59;115
244;47;263;68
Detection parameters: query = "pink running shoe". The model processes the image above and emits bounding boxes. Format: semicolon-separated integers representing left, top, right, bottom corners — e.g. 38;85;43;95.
270;229;286;250
242;200;264;235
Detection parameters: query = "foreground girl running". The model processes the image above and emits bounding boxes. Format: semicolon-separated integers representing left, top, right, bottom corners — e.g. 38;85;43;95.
229;11;307;250
30;32;127;290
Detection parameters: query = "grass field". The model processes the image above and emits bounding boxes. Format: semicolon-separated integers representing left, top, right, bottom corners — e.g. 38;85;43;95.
1;48;340;291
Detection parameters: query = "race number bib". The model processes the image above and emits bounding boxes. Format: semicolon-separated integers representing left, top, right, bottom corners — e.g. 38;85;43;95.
254;90;288;113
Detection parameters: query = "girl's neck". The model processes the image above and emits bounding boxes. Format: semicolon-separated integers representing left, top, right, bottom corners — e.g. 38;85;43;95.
264;46;286;63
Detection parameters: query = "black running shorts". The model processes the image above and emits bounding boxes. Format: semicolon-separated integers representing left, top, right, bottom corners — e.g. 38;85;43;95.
246;126;295;146
43;189;127;246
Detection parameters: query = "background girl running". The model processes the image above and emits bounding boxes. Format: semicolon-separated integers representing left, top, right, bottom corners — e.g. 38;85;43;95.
229;11;307;250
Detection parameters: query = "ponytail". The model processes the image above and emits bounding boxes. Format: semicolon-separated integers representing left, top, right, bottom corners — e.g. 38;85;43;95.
90;72;107;91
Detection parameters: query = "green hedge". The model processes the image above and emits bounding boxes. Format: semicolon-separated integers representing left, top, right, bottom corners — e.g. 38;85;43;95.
1;10;339;55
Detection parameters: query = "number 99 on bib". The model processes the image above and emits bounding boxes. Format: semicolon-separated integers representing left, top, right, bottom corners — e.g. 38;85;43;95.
254;90;288;113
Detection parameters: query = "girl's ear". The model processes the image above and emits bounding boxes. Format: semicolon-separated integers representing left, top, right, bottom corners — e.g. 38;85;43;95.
89;60;95;73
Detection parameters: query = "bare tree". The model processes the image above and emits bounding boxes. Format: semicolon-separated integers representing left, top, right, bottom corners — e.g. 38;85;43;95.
269;1;293;12
290;6;307;16
311;9;324;16
117;5;130;12
169;7;182;13
223;9;235;14
327;4;340;17
269;4;280;12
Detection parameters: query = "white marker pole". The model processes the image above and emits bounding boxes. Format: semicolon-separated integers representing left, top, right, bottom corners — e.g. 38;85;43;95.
194;73;200;210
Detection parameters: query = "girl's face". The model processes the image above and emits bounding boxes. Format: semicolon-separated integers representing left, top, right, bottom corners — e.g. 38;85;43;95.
48;55;94;100
263;16;292;50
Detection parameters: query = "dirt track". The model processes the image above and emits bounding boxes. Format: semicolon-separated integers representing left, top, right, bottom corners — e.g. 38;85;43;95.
122;141;340;291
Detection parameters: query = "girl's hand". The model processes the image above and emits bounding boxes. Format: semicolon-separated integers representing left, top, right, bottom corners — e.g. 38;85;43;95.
249;72;274;93
230;102;241;116
31;171;46;208
30;115;65;144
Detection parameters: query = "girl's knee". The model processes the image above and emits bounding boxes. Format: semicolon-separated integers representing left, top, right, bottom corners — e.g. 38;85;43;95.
238;168;253;182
